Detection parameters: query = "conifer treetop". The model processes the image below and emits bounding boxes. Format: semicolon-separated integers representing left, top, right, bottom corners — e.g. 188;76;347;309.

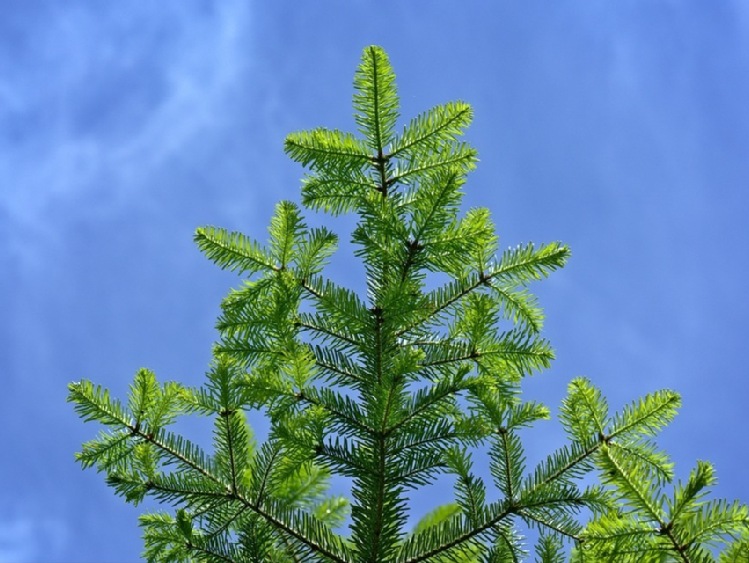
69;45;749;562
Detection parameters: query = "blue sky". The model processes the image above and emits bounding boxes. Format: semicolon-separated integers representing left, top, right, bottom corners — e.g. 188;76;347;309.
2;2;748;561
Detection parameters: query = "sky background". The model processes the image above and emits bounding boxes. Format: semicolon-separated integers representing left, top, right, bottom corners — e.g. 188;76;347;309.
2;2;748;561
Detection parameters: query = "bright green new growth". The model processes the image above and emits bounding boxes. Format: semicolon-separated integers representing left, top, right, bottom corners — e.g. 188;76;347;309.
69;46;748;562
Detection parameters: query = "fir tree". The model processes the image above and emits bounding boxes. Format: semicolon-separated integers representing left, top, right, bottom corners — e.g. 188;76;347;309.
69;46;748;562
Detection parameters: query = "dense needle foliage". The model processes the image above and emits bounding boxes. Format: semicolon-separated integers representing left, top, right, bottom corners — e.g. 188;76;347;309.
69;46;748;562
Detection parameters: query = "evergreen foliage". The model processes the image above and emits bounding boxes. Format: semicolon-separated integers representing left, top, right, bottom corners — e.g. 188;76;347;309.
69;46;748;562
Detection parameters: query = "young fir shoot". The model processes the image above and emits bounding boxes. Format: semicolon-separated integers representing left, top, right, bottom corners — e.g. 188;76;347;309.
69;46;748;562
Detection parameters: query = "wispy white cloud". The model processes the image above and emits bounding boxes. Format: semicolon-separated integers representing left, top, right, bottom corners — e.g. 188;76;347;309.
0;514;67;563
1;1;254;269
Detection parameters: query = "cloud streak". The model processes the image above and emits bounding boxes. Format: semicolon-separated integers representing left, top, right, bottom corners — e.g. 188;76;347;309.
1;1;253;268
0;514;67;563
